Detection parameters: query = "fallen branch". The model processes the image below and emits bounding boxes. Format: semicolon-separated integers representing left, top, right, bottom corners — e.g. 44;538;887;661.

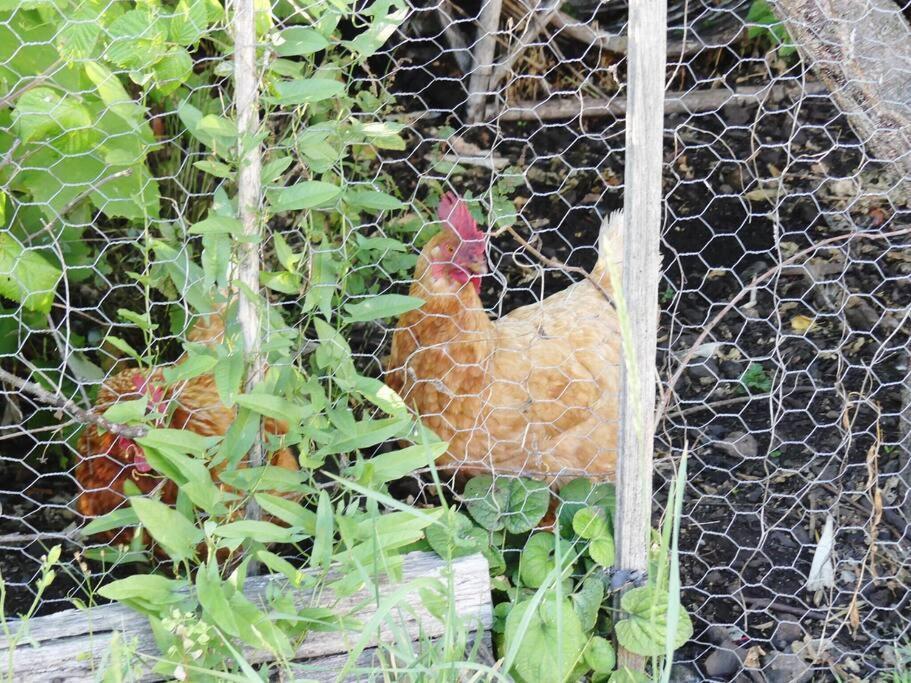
496;82;827;121
0;367;147;439
488;0;562;91
656;225;911;425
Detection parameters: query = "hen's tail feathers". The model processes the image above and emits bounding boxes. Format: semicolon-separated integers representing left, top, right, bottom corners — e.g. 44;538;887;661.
593;209;624;293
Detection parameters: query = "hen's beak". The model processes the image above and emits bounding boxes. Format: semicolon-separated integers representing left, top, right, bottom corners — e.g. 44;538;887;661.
468;261;488;276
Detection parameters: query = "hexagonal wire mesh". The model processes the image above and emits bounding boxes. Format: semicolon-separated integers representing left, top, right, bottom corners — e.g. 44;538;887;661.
0;0;909;679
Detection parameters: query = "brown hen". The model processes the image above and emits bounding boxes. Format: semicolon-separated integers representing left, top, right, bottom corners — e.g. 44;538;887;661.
387;193;623;483
76;311;297;546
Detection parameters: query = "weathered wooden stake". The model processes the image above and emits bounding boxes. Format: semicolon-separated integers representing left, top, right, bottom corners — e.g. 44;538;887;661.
232;0;266;551
466;0;503;123
615;0;667;672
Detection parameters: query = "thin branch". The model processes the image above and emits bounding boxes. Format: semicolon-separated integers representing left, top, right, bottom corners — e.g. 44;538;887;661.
0;366;147;439
0;60;64;110
656;225;911;424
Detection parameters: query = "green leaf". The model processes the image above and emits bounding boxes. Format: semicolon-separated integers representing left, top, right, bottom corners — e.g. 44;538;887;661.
267;78;344;105
82;507;139;536
342;1;407;58
162;353;218;384
573;506;609;540
188;215;244;237
262;156;293;184
213;351;244;406
556;478;615;538
84;62;145;123
254;493;316;534
342;294;423;323
572;576;605;632
97;574;183;607
105;9;168;70
0;235;61;314
56;4;102;60
608;667;651;683
504;596;586;683
169;0;208;45
102;397;148;425
274;26;329;56
519;532;558;589
425;509;485;560
196;559;240;637
153;48;193;94
194;159;234;178
464;475;551;533
614;585;693;657
589;536;615;567
130;497;203;562
353;442;447;485
260;271;302;294
12;88;91;144
344;189;404;213
268;181;341;213
234;393;310;425
138;428;212;456
213;520;303;544
198;114;238;140
311;490;333;569
584;636;616;674
316;415;411;456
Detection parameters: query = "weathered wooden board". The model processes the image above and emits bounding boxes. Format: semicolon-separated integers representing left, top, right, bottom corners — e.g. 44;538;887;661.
2;552;492;682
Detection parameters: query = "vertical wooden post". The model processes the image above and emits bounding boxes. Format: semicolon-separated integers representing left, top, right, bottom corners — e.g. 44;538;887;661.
615;0;667;672
232;0;265;545
466;0;503;123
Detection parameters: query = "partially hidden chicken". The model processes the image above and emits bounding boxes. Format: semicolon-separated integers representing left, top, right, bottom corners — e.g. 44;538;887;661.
386;193;623;483
76;310;297;546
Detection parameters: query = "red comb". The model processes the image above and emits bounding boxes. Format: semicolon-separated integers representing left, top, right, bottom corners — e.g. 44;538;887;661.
438;192;484;241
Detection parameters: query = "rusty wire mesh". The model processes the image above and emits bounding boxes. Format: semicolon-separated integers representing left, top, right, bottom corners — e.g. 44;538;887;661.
0;0;909;679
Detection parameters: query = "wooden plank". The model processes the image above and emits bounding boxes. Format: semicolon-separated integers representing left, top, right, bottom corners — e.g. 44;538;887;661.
3;552;492;682
466;0;504;123
614;0;667;671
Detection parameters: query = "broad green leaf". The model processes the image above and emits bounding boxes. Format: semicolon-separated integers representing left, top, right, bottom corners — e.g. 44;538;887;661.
0;235;61;314
268;181;341;213
425;509;485;560
105;10;168;70
609;668;652;683
572;576;605;632
614;585;693;658
149;447;224;514
254;493;316;534
272;233;300;272
84;62;145;123
260;270;302;294
589;535;615;567
82;507;139;536
342;2;407;58
354;442;447;485
504;596;586;683
197;560;240;637
234;393;310;425
154;48;193;94
12;88;91;143
573;506;610;540
464;475;550;533
198;114;238;140
56;3;102;60
267;78;344;105
188;215;244;236
342;294;423;323
162;353;218;384
194;159;234;178
169;0;208;45
138;428;212;456
344;189;404;213
213;350;244;406
557;478;615;538
316;415;411;456
255;549;306;586
274;26;329;56
584;636;616;674
311;490;333;569
102;397;148;425
519;532;557;589
97;574;183;606
130;497;203;562
213;520;303;544
261;156;293;184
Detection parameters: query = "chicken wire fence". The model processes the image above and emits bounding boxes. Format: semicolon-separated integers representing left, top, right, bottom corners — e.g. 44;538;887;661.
1;0;910;680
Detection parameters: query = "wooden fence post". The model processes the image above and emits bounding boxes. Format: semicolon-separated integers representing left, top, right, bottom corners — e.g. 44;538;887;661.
232;0;266;550
615;0;667;672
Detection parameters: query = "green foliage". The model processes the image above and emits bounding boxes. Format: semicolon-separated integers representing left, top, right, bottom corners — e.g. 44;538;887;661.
746;0;797;57
740;362;773;393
